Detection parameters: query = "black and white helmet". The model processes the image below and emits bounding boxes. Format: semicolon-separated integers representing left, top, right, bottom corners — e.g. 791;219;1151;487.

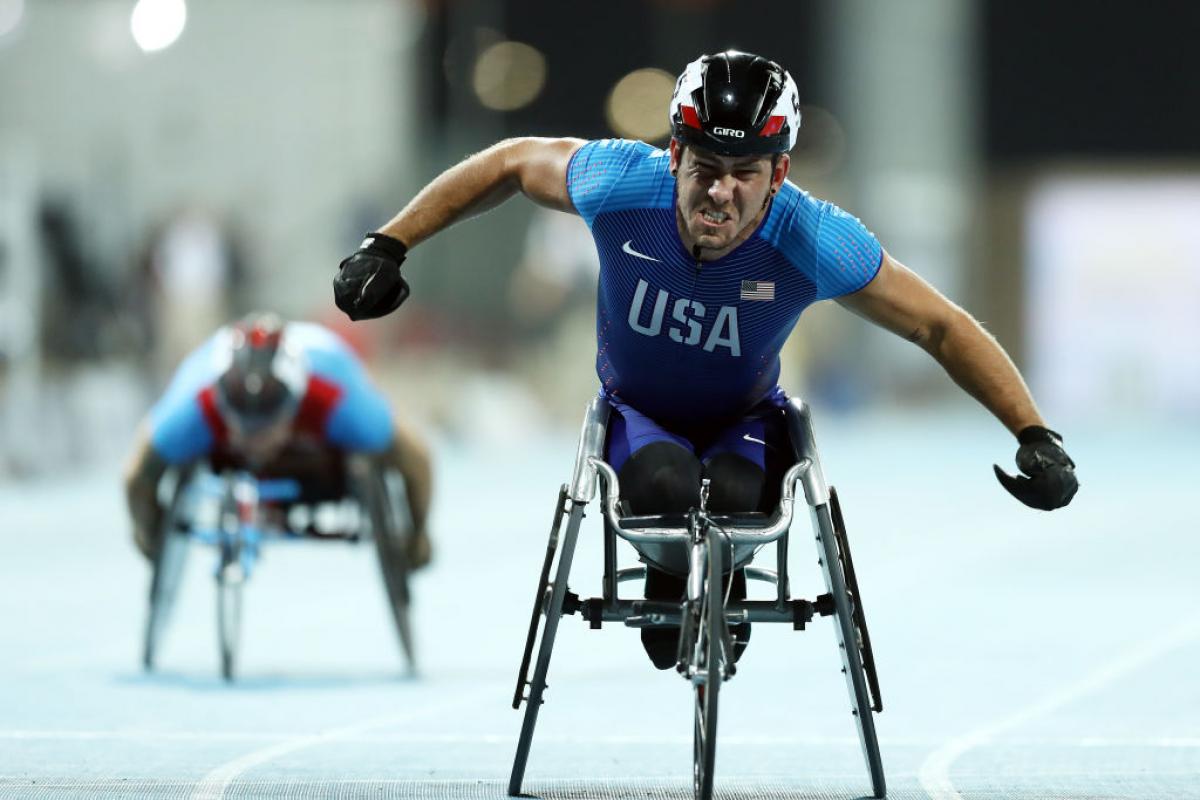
669;50;801;157
213;312;308;434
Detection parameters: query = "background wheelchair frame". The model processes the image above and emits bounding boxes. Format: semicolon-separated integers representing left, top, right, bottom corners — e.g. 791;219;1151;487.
141;457;416;681
509;397;886;799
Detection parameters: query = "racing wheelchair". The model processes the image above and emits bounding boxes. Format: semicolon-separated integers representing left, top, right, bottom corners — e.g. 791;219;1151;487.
140;451;416;681
509;396;885;800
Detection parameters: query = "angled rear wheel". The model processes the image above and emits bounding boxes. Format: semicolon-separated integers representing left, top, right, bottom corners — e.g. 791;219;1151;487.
368;469;416;673
142;528;189;671
143;471;194;671
822;489;886;798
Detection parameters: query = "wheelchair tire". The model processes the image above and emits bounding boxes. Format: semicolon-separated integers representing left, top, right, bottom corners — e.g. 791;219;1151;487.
819;493;886;799
692;538;722;800
142;473;194;672
142;529;189;671
830;488;882;714
368;469;416;673
216;560;243;682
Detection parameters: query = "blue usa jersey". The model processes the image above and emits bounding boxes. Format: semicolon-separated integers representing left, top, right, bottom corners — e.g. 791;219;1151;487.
566;138;882;425
149;322;394;465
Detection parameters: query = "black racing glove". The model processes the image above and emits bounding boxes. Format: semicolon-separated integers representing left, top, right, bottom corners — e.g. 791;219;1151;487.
993;425;1079;511
333;232;410;320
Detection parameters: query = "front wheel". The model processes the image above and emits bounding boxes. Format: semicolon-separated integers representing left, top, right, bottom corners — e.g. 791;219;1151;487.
216;560;243;682
692;539;724;800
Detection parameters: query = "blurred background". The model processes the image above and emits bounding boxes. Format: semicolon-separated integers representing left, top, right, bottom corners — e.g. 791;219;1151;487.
2;0;1199;474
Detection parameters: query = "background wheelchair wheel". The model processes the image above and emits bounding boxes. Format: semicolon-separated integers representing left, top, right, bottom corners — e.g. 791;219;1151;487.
367;469;416;673
142;528;190;671
692;540;722;800
216;565;242;682
142;473;194;672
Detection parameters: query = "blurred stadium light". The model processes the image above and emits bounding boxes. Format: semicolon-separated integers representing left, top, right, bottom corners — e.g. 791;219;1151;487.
472;40;546;112
605;68;674;142
130;0;187;53
787;105;846;179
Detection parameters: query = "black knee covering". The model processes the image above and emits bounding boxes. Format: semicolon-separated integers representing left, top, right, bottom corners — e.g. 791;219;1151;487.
640;566;752;670
618;442;702;515
702;452;771;513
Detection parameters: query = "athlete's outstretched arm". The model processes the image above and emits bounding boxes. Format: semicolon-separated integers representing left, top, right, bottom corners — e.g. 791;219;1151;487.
334;138;585;319
838;251;1078;510
379;137;585;248
123;422;171;559
837;251;1043;437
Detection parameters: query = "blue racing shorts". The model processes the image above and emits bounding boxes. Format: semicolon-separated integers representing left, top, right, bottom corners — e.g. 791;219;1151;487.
604;386;792;474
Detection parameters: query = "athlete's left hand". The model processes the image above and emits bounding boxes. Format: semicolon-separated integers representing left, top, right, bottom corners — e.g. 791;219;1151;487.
994;426;1078;510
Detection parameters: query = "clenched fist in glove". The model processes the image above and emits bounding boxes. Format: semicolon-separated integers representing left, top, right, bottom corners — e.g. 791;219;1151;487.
333;232;410;321
994;425;1079;510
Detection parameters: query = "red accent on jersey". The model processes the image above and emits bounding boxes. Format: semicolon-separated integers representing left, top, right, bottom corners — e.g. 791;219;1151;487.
198;386;229;443
294;375;342;437
759;115;785;137
680;105;702;129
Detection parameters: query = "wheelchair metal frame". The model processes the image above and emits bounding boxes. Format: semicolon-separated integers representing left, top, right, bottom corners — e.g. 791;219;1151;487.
141;456;416;681
508;396;886;799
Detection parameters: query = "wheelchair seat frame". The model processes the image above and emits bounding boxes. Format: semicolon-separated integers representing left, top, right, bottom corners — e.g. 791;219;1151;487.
508;396;886;800
140;456;417;681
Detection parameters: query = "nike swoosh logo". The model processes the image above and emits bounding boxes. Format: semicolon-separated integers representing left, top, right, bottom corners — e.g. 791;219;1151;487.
357;271;377;303
742;434;780;452
622;240;662;263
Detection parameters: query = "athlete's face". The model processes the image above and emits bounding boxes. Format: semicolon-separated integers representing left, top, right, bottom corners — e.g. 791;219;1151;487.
670;140;789;259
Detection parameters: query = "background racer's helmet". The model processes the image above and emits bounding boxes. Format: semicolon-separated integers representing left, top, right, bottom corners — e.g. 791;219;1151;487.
669;50;801;157
213;312;308;435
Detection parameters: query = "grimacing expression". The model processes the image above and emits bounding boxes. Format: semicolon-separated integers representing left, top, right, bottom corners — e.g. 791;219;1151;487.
669;139;789;257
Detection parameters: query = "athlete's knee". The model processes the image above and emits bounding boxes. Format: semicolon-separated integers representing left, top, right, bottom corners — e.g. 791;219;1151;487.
618;442;701;515
702;452;769;513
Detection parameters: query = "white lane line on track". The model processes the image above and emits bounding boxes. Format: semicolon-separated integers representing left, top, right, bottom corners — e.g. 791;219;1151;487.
7;728;1200;748
187;684;497;800
918;616;1200;800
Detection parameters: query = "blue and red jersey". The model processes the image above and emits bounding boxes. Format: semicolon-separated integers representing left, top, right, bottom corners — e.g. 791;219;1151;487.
566;139;882;426
148;322;393;465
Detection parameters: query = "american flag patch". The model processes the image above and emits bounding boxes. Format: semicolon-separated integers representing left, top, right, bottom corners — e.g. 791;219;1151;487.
740;280;775;301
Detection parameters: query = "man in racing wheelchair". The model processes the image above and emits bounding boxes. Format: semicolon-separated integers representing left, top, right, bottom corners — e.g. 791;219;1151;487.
123;311;433;577
332;48;1079;796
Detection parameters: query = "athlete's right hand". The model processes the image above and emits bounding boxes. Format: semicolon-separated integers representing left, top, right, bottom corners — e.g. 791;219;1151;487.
993;425;1079;511
333;232;410;320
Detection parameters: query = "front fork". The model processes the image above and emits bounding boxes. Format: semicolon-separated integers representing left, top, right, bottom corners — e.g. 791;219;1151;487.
217;473;262;582
676;481;735;682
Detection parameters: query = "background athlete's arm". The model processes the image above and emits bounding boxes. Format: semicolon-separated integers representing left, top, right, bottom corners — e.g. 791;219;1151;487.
377;418;432;540
123;422;171;559
380;137;584;248
837;251;1043;437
